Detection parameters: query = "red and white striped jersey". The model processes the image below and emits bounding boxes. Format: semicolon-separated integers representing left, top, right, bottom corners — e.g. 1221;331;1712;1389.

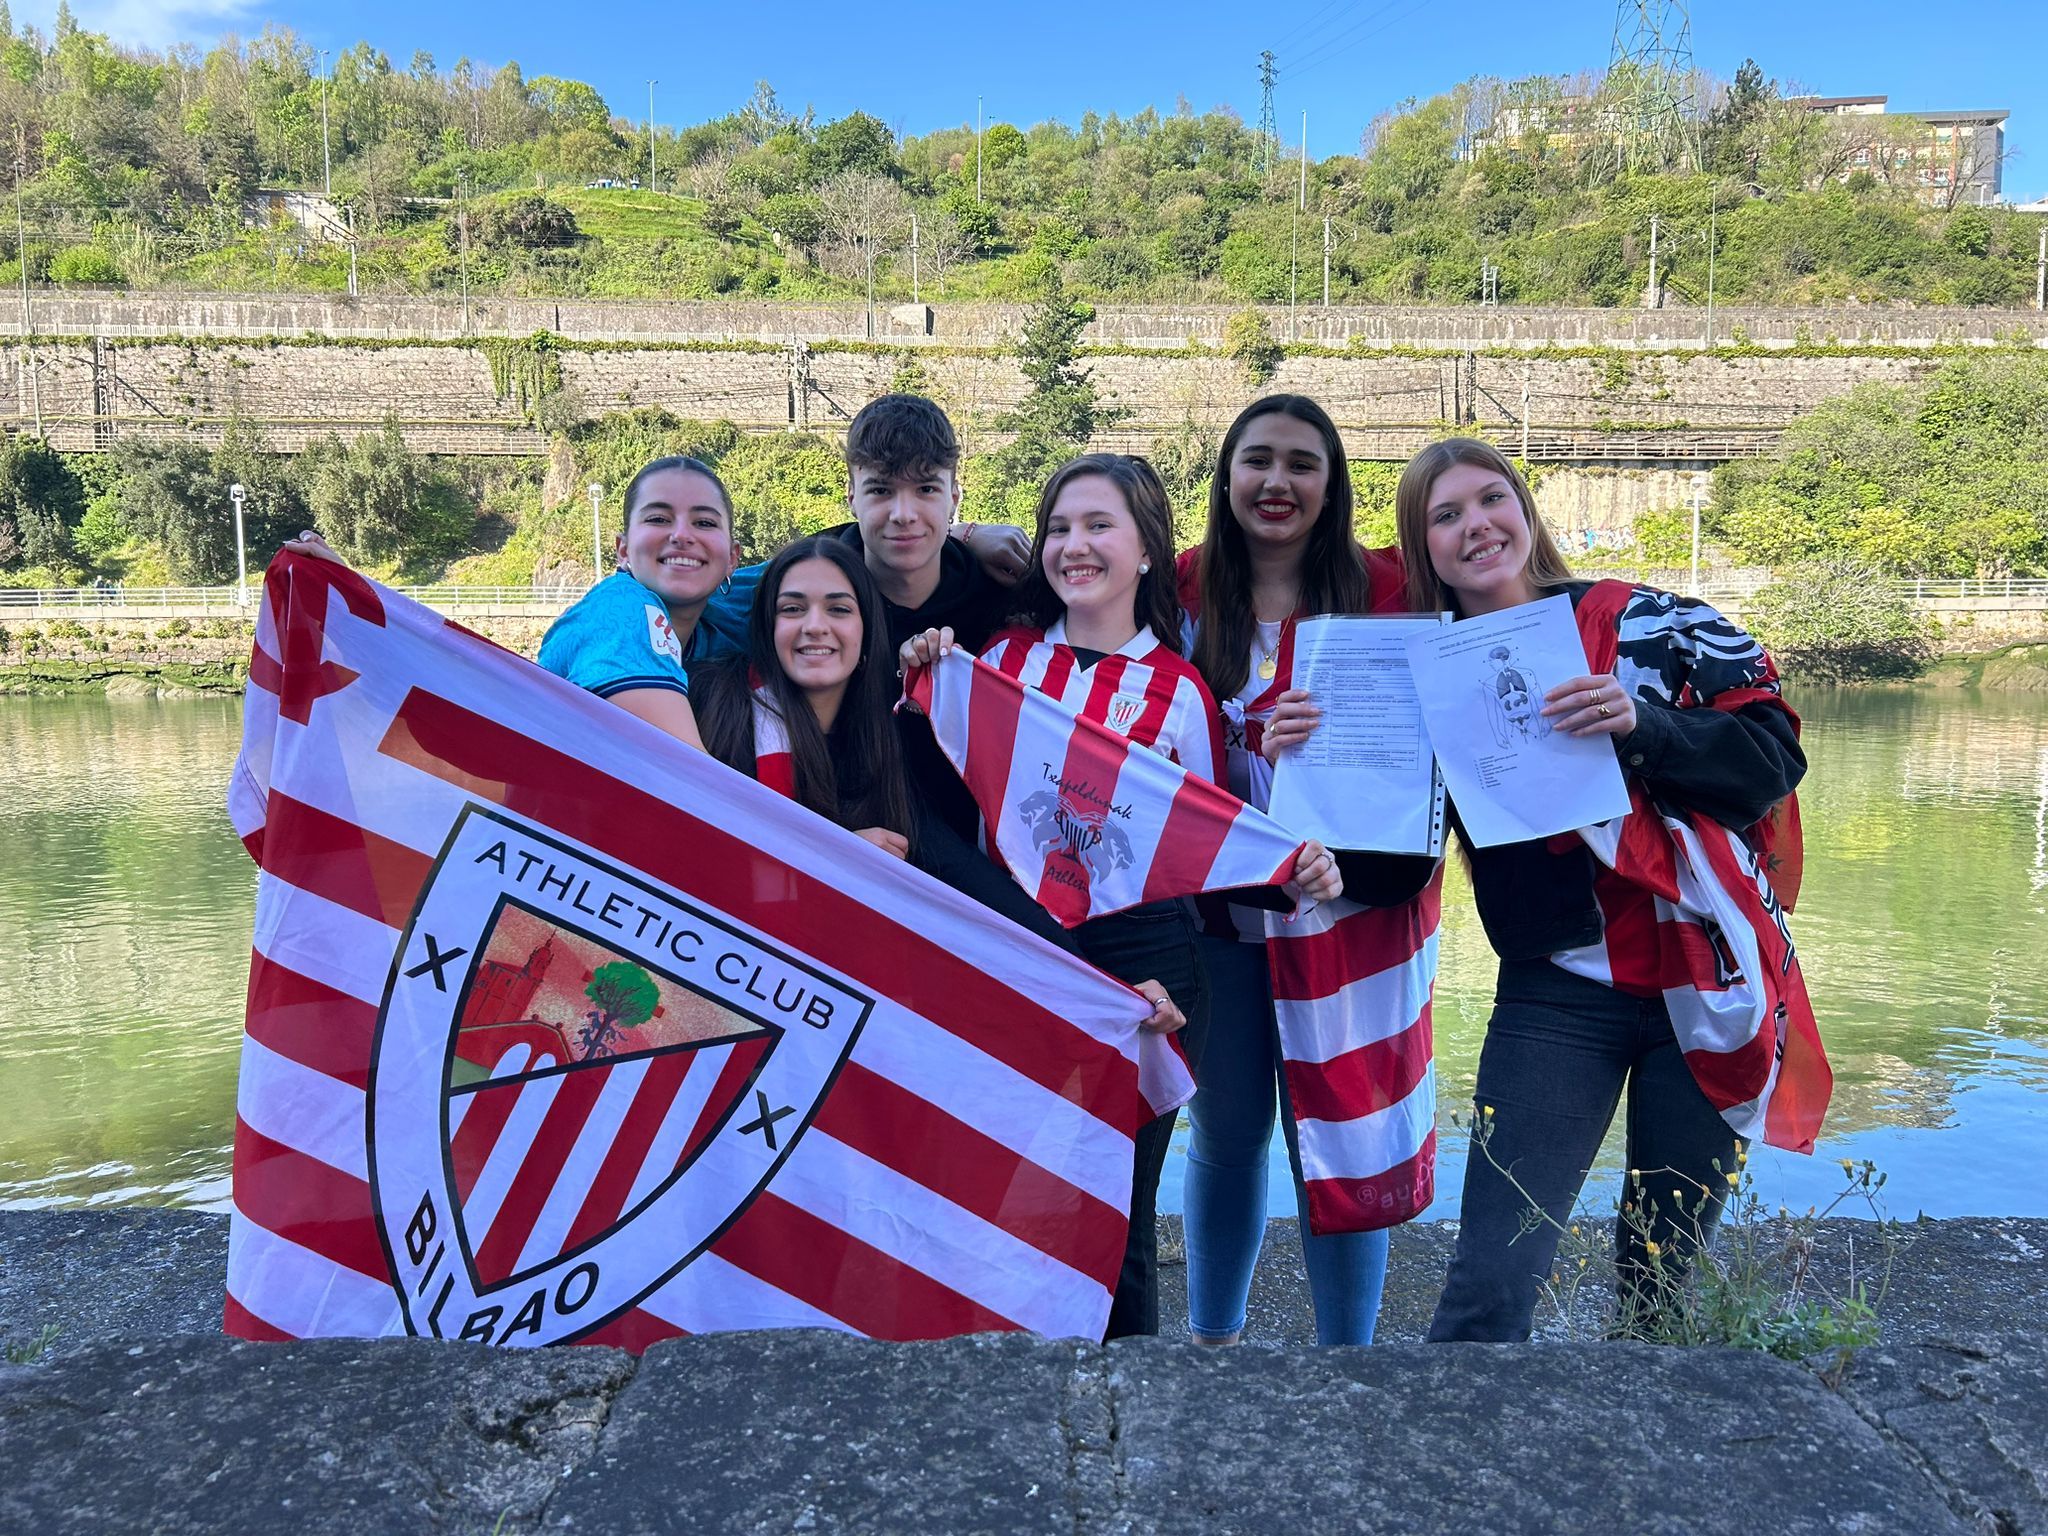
979;621;1225;788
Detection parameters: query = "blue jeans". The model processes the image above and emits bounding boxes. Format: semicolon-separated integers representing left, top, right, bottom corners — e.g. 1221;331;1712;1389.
1427;958;1739;1343
1183;933;1389;1345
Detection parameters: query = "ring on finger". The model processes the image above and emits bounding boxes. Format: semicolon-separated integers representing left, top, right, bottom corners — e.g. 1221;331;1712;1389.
1597;703;1613;718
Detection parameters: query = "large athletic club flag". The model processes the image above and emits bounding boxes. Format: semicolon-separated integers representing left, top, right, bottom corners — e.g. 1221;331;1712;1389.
903;651;1307;929
226;553;1192;1350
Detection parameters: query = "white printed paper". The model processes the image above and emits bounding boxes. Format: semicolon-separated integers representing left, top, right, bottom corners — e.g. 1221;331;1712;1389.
1403;594;1632;847
1268;615;1448;855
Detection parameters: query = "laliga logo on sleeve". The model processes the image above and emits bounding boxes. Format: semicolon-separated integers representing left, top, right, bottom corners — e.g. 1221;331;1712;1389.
367;805;871;1347
646;609;684;663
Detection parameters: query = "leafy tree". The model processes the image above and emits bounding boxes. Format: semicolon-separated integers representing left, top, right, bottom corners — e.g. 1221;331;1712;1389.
112;439;237;583
0;437;85;570
813;111;896;178
1148;413;1215;550
303;418;467;565
990;269;1126;492
1747;559;1931;681
578;960;657;1059
1716;354;2048;576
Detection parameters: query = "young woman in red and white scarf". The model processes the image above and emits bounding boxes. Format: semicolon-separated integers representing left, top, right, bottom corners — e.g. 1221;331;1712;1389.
1178;397;1442;1347
1368;438;1822;1342
695;535;923;858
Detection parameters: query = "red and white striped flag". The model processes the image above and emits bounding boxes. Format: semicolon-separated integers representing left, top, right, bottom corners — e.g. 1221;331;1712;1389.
225;553;1190;1351
903;650;1307;929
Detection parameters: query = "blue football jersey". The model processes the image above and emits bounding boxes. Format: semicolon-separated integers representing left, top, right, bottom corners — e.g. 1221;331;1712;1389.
538;572;696;697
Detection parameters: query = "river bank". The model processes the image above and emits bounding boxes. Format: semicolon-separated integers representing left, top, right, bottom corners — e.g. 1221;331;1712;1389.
1;1211;2040;1534
5;616;2048;697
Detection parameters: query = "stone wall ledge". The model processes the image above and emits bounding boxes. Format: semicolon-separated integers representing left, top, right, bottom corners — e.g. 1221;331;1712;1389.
2;1211;2042;1534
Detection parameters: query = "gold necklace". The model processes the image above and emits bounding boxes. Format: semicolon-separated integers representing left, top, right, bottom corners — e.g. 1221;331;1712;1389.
1253;586;1298;682
1255;620;1283;681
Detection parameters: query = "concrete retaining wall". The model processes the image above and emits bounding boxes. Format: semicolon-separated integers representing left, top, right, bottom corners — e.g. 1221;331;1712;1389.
0;338;1943;466
1;1211;2041;1535
7;291;2047;350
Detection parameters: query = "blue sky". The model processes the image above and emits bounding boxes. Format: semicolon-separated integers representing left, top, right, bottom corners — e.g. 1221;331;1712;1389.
23;0;2048;201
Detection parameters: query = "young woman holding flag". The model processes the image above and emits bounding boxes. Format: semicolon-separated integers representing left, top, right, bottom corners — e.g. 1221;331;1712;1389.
693;535;922;859
904;452;1340;1338
1373;437;1822;1343
1178;395;1441;1348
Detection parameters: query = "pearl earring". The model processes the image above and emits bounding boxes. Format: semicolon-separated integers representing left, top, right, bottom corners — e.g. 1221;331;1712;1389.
1139;561;1151;574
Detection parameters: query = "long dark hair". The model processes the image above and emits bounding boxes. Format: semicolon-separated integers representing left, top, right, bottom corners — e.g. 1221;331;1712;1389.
1007;453;1186;653
1191;395;1372;700
697;536;916;846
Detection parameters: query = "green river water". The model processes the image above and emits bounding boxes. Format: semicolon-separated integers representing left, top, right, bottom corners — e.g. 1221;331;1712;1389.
1;688;2043;1221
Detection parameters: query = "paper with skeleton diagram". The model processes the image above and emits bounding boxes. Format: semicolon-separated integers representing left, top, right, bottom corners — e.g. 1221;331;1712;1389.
1403;592;1631;847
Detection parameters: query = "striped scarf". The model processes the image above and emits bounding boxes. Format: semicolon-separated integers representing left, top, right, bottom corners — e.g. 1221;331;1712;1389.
1573;580;1831;1153
1178;551;1443;1234
748;677;797;800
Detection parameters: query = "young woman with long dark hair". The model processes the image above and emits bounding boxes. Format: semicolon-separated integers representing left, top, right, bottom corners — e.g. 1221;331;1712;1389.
1176;395;1440;1348
693;535;918;857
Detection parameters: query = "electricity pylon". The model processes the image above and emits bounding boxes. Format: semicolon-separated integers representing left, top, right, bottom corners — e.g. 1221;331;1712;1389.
1256;51;1279;185
1608;0;1700;173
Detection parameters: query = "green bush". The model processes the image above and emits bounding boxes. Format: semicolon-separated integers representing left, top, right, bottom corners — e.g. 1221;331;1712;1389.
1747;558;1932;681
49;245;124;286
158;616;192;638
1221;308;1282;387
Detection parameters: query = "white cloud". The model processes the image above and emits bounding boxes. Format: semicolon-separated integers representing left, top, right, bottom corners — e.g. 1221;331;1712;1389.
9;0;260;52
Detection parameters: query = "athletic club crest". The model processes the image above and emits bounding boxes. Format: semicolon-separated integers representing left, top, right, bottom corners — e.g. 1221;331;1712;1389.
1104;692;1147;737
367;804;872;1346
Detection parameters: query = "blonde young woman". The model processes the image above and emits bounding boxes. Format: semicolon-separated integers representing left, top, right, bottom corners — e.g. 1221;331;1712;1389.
1389;438;1813;1342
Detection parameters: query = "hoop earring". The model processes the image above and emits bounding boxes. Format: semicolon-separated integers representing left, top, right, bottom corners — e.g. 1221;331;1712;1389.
718;574;733;596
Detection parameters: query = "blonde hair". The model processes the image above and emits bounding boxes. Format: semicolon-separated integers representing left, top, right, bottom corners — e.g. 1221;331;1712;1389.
1394;438;1573;615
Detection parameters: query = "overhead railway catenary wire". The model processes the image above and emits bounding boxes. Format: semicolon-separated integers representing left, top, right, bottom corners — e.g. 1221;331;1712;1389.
1289;0;1435;80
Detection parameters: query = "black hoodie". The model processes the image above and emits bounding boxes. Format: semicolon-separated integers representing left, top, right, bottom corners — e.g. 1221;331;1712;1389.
828;524;1010;840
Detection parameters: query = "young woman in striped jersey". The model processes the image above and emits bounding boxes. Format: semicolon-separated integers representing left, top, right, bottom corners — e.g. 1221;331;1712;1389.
905;452;1341;1338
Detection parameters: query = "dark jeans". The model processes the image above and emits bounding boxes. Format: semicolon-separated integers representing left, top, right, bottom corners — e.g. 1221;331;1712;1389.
1075;902;1210;1341
1427;958;1739;1343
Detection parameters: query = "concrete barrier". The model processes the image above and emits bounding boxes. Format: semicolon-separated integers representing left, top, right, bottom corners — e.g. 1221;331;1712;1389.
0;1210;2041;1534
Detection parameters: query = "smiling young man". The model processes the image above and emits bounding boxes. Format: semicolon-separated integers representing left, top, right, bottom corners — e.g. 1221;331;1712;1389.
824;394;1032;842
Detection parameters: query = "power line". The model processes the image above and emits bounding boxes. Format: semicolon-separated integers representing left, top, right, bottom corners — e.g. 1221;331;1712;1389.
1289;0;1427;79
1272;0;1375;63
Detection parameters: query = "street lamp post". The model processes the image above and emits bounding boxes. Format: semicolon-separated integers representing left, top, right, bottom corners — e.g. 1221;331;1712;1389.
319;50;333;198
1688;477;1705;597
230;483;249;606
589;483;606;583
